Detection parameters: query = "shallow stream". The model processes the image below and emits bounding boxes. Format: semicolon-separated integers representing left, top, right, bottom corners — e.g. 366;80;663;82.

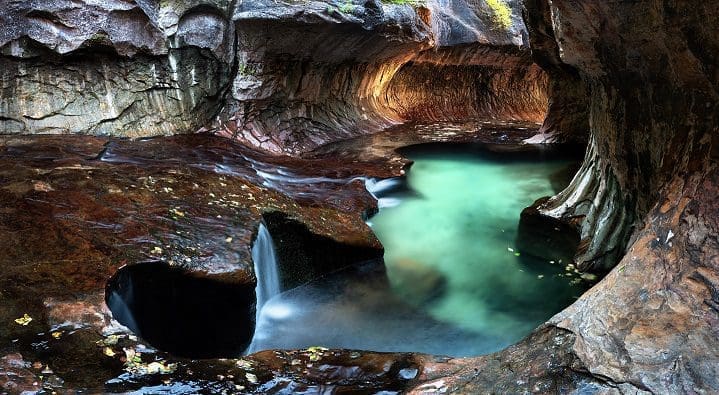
250;143;588;356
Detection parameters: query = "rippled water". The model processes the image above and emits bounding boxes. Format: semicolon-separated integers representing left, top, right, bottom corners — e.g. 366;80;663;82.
250;143;587;357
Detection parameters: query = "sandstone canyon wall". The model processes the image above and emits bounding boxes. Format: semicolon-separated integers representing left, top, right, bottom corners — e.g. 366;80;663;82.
530;0;719;391
0;0;551;154
526;0;718;273
1;0;718;393
0;1;234;137
409;1;718;393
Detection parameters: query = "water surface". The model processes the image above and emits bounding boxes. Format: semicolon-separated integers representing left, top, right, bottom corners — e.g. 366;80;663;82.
371;144;586;353
251;143;587;357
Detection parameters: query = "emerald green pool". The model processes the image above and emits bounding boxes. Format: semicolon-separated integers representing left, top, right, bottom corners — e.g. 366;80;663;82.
249;143;589;357
367;144;587;353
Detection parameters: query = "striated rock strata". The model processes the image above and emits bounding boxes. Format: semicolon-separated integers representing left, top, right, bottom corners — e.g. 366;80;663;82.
518;0;718;391
0;1;234;137
1;0;551;155
219;0;550;154
1;0;718;393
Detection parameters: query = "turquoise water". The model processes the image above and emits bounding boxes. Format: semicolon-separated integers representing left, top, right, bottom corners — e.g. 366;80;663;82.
369;144;586;351
249;143;587;357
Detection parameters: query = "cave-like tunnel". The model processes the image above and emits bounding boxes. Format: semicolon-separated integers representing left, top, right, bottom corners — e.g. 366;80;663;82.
0;0;717;394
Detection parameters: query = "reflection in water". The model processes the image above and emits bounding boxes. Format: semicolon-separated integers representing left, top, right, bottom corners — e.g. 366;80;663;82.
248;144;587;357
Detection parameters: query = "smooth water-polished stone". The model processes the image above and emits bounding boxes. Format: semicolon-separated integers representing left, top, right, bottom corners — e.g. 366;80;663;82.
0;133;386;392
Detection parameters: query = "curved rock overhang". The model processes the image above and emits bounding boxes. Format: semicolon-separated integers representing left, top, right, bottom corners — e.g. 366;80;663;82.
0;0;556;156
217;0;554;154
521;0;718;273
384;54;547;124
4;0;717;393
550;0;719;387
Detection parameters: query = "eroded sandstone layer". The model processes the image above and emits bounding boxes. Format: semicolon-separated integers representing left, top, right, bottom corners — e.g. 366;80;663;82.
215;0;551;154
0;1;234;137
1;0;550;154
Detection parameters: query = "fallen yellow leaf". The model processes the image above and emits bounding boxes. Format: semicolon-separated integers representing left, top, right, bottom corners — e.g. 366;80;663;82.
14;314;32;326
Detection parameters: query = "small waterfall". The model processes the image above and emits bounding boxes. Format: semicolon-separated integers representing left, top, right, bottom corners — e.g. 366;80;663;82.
251;222;281;319
247;222;282;354
106;279;140;335
365;177;404;209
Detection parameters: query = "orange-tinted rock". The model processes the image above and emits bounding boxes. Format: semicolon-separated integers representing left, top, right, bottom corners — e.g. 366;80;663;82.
418;1;719;392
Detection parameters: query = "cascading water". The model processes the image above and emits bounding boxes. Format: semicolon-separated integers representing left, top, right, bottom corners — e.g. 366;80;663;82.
365;177;405;209
243;143;589;357
247;222;283;353
251;222;281;317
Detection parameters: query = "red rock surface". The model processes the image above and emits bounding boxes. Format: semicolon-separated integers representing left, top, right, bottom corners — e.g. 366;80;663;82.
0;123;539;392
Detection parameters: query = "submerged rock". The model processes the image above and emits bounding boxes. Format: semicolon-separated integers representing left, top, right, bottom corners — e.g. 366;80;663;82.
1;124;536;391
0;123;558;392
0;0;716;393
387;257;447;305
515;196;580;267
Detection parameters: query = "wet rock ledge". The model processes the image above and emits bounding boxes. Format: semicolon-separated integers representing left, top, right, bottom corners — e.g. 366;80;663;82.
0;133;381;393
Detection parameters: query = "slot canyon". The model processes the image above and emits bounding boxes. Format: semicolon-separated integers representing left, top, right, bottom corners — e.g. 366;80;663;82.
0;0;717;393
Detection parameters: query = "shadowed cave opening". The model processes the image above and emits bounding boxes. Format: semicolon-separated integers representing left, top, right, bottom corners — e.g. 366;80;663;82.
105;262;257;359
104;213;384;359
